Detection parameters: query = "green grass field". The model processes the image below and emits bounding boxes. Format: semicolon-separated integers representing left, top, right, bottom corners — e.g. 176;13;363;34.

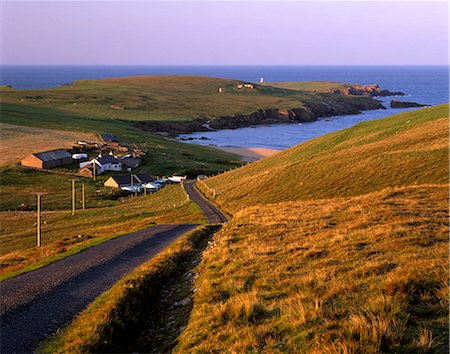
176;185;449;353
1;76;335;122
178;105;449;352
199;104;449;214
0;76;384;177
0;103;241;176
0;184;205;279
262;81;349;92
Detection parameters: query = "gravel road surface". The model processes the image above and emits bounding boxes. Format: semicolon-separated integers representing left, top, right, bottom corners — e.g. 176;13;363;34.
0;224;197;353
184;181;228;223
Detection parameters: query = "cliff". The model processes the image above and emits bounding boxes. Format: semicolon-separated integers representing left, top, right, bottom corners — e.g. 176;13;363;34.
329;83;405;97
136;95;385;136
390;100;429;108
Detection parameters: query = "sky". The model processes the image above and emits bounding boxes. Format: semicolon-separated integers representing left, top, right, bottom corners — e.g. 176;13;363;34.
0;1;448;65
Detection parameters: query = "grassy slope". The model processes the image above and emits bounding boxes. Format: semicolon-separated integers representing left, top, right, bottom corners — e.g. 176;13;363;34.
176;185;448;353
0;103;240;176
1;76;328;121
0;123;97;166
39;225;220;354
263;81;348;92
199;104;449;215
0;76;381;175
0;185;205;279
0;166;123;211
177;106;449;352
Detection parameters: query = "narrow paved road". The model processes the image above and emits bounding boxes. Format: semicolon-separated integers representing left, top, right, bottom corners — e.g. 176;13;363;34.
0;224;198;353
184;181;228;223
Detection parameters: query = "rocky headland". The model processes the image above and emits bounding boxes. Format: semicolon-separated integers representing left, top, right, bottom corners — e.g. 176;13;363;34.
328;83;405;97
136;87;389;136
390;100;429;108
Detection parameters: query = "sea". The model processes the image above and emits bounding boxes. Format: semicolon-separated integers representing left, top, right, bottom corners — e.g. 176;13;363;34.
1;65;448;149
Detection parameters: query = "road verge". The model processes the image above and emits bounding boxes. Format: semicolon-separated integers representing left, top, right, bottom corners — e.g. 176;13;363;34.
38;225;221;354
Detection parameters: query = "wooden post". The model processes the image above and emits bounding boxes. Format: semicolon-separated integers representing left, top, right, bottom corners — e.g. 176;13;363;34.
36;193;41;247
144;185;147;196
71;179;76;215
82;183;86;210
92;161;96;181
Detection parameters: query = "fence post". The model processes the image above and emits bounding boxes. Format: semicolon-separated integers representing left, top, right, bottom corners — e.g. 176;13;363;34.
36;193;41;247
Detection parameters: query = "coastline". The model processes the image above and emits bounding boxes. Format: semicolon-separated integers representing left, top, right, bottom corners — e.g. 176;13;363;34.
214;146;281;162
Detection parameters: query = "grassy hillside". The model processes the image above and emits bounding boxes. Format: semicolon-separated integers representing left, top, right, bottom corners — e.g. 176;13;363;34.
176;185;448;353
1;76;352;122
178;106;449;352
0;123;96;166
263;81;348;92
0;185;204;279
199;104;449;214
0;76;384;176
0;103;240;176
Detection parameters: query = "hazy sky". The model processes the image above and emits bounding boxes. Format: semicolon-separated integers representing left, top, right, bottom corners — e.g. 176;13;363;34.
1;1;448;65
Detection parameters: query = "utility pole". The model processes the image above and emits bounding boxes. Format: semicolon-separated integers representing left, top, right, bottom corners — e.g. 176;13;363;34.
36;193;41;247
71;179;77;215
82;183;86;210
92;160;96;181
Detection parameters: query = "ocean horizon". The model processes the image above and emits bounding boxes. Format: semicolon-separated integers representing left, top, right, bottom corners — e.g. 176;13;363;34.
1;65;448;149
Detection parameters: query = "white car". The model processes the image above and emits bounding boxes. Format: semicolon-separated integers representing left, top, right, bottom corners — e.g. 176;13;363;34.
142;182;160;191
168;176;187;183
121;185;143;193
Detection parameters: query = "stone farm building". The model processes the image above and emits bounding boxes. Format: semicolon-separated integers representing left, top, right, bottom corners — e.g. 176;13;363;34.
104;173;154;188
21;149;72;169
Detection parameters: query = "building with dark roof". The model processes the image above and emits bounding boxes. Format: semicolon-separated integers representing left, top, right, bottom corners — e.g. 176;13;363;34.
101;133;119;142
78;153;122;175
21;149;72;169
121;156;142;169
104;173;154;188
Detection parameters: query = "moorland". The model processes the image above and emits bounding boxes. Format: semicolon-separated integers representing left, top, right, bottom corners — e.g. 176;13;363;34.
38;104;449;353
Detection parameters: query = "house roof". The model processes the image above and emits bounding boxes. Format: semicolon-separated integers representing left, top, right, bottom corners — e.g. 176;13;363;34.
107;173;154;185
97;155;120;165
101;133;119;142
33;149;72;162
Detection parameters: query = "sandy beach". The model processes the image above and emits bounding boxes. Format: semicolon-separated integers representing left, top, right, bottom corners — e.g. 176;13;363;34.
215;147;281;162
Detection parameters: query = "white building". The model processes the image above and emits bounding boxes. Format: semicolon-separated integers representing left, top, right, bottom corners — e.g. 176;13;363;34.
79;153;122;174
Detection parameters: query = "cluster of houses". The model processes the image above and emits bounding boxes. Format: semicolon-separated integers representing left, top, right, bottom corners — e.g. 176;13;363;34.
104;174;186;193
218;82;258;94
20;146;187;195
237;83;254;89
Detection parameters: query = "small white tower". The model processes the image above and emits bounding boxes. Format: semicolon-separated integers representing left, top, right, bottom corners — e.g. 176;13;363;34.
260;77;264;83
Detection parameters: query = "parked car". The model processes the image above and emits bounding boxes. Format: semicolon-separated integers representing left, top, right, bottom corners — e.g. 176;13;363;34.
168;175;187;183
142;182;160;191
154;178;169;186
120;185;143;193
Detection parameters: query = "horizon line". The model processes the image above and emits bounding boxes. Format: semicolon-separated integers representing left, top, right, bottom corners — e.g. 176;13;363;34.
1;64;449;67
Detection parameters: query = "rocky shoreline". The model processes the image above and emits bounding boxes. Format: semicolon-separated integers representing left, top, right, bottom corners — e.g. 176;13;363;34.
135;84;404;137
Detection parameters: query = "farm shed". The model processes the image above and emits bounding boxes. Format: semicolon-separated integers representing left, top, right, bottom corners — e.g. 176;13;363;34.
21;149;72;169
101;133;119;142
121;156;142;169
104;173;154;188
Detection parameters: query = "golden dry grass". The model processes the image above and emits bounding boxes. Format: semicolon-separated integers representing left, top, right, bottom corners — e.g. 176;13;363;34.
0;185;204;278
176;185;449;353
0;123;97;166
199;105;449;215
38;225;220;354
